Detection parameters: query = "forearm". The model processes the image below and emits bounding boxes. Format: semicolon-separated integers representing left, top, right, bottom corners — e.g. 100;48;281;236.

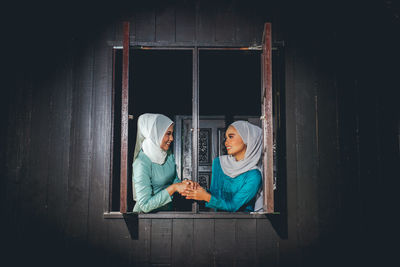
182;187;211;202
205;195;238;211
166;183;177;196
205;193;252;212
202;191;211;202
136;189;172;213
173;176;181;184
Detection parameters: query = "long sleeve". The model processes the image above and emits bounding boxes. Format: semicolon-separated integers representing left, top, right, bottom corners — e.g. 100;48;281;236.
173;176;181;184
133;160;172;213
205;167;262;212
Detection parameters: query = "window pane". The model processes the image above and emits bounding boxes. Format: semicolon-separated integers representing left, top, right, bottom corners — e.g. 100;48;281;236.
197;50;261;212
112;49;193;212
199;50;261;117
129;49;193;211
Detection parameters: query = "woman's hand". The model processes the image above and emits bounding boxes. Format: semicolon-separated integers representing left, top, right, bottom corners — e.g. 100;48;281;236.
166;182;190;196
181;186;211;202
182;179;200;190
174;182;191;194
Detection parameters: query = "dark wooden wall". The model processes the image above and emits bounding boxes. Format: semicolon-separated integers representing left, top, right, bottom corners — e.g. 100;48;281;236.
1;1;398;266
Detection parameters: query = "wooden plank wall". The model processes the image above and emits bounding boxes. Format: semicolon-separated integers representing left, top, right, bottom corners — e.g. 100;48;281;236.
1;1;398;267
117;0;267;46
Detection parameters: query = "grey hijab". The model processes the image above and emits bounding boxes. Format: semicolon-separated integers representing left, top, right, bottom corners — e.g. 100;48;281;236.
219;120;263;178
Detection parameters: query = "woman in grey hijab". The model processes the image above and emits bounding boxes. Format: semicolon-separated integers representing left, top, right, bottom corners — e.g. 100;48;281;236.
182;120;262;212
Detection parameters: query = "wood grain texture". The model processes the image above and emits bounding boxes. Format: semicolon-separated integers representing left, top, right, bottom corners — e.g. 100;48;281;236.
151;219;172;265
214;219;236;266
172;219;194;266
193;219;215;267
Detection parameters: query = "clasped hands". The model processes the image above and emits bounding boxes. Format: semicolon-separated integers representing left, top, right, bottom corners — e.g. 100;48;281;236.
176;179;211;202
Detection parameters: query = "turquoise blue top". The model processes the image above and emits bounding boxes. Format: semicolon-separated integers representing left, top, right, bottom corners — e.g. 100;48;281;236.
205;157;262;212
132;150;180;213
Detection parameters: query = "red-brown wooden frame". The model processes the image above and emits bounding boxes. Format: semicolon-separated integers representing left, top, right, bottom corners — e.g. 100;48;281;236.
120;21;130;213
262;22;274;213
117;21;274;214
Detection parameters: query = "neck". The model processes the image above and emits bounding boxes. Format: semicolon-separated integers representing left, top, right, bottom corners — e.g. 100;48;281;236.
234;151;246;161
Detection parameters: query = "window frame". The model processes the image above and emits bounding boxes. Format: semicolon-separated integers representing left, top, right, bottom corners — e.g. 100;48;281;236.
105;22;277;218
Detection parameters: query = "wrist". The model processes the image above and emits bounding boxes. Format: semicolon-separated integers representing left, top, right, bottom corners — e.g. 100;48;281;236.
166;184;176;196
172;183;177;193
204;192;211;202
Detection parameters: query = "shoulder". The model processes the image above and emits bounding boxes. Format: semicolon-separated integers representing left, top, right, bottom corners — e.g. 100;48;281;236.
166;151;176;163
212;156;221;166
133;150;152;169
212;157;222;170
246;169;262;181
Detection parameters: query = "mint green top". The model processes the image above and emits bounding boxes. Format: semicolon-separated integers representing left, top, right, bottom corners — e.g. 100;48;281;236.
132;150;180;213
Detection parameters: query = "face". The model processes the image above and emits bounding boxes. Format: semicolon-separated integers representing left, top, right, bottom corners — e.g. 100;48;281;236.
225;125;246;160
160;124;174;151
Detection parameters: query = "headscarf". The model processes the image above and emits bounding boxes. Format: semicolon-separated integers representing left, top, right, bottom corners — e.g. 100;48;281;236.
219;120;263;178
133;113;174;165
219;120;264;212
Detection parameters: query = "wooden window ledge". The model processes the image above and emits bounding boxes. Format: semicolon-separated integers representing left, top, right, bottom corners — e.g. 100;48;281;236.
103;211;279;219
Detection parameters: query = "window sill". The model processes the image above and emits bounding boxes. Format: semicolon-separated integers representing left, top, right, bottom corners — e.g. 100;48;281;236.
103;211;279;219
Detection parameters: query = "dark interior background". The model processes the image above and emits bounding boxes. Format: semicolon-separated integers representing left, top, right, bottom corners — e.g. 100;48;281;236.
199;50;261;116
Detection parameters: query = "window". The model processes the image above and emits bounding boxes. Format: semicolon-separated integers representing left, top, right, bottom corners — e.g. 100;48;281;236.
107;22;284;216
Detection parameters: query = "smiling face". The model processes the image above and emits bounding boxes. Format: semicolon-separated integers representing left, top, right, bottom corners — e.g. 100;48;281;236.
160;124;174;151
224;125;247;161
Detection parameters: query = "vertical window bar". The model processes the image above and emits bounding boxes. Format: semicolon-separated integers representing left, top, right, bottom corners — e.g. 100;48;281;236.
262;23;274;213
192;47;199;213
109;48;116;212
120;21;130;214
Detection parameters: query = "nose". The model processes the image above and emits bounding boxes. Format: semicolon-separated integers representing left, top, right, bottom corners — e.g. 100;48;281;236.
169;135;174;142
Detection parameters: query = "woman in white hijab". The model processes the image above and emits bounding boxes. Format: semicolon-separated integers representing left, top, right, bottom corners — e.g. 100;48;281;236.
132;113;190;213
182;120;263;212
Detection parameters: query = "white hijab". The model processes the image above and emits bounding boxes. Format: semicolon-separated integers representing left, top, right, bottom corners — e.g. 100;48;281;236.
219;120;263;178
133;113;173;165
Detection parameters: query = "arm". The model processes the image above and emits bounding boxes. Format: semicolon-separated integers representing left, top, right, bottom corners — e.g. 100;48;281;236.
170;160;192;192
181;186;211;202
133;160;172;213
173;176;181;184
170;155;197;189
181;158;218;203
205;172;262;212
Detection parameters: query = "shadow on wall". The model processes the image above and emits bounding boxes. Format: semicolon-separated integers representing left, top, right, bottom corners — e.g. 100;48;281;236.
3;216;131;267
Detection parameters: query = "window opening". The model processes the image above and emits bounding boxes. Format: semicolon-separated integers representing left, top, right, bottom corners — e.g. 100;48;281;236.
110;22;284;216
111;48;193;212
195;49;261;211
111;47;285;214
